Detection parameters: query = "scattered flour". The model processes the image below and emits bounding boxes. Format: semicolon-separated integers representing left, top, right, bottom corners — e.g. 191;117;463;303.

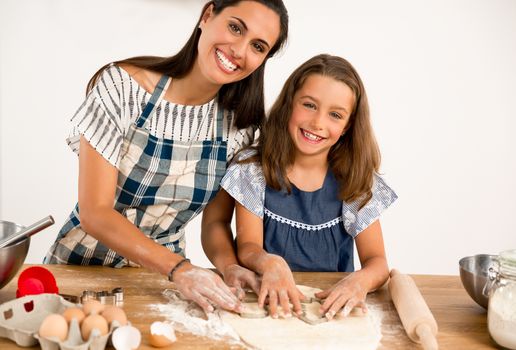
365;304;384;337
150;288;384;349
148;289;242;344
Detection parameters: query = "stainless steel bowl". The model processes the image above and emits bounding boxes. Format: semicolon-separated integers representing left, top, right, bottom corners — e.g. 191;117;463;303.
459;254;497;309
0;220;30;289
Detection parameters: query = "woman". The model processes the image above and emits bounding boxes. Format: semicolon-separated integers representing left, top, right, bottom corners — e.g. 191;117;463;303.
44;0;288;313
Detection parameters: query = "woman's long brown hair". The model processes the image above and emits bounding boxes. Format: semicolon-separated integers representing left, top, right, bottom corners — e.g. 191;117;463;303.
85;0;288;130
253;54;380;209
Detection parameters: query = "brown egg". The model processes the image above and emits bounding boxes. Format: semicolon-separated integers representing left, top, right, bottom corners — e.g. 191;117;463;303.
39;313;68;341
149;333;175;348
81;314;109;341
101;306;127;326
82;300;105;315
149;321;176;347
62;307;86;324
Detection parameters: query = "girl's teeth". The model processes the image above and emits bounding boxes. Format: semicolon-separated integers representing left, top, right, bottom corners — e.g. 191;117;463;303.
216;50;237;71
303;130;321;141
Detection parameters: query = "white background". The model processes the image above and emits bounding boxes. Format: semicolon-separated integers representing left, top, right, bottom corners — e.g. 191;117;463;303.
1;0;515;275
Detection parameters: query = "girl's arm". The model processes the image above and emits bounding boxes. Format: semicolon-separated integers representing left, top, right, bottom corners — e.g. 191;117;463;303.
201;189;260;298
235;202;304;317
78;136;241;313
315;220;389;320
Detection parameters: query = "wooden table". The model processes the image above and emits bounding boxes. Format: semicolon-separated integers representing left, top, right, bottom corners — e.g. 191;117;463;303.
0;265;497;349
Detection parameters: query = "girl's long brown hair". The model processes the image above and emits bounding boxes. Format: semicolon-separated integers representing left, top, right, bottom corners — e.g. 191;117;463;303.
86;0;288;130
254;54;380;209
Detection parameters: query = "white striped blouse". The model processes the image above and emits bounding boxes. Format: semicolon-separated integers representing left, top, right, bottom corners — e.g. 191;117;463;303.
66;64;256;168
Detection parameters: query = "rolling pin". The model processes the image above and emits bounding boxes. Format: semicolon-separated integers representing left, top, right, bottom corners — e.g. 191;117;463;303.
388;269;439;350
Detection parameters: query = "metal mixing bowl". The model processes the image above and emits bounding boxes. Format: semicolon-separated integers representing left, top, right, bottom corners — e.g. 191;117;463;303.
0;220;30;289
459;254;497;309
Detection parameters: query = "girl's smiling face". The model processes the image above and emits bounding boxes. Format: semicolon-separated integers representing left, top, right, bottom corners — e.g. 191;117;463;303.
196;1;280;88
288;74;355;161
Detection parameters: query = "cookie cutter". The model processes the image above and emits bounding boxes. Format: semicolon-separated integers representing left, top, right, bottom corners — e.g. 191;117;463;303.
59;287;124;306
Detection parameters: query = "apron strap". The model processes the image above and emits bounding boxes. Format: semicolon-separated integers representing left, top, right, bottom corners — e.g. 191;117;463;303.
136;75;171;128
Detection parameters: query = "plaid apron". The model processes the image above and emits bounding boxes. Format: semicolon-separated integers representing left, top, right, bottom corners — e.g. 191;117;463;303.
45;75;228;267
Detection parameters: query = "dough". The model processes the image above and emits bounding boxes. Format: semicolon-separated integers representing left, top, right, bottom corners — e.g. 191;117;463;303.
240;303;268;318
220;285;382;350
242;291;259;303
297;285;321;300
299;302;327;325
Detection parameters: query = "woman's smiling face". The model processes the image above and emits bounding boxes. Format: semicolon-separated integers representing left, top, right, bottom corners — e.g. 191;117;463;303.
196;1;281;87
288;74;355;161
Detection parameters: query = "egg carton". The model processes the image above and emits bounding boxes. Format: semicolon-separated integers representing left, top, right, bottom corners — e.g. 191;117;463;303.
35;318;124;350
0;293;75;347
0;293;123;350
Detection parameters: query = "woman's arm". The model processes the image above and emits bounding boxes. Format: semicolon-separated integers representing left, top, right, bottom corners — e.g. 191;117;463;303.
235;202;304;317
78;136;241;313
316;219;389;319
78;137;180;273
201;189;260;297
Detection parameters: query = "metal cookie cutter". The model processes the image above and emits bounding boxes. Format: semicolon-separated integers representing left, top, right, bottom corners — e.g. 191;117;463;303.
80;287;124;306
60;287;124;306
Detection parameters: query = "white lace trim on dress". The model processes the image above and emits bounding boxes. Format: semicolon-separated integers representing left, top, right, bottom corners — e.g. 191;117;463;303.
264;208;343;232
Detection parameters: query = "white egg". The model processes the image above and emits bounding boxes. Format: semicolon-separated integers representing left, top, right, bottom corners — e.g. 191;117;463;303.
112;325;141;350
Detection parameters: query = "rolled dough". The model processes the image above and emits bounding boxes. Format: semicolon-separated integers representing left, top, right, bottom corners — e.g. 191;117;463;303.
220;285;382;350
240;303;268;318
299;302;327;325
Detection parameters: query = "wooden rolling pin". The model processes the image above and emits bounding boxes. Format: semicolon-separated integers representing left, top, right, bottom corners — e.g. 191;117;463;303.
388;269;439;350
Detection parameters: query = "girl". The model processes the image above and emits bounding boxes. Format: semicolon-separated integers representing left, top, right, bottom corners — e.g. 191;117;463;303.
221;54;397;319
44;0;288;314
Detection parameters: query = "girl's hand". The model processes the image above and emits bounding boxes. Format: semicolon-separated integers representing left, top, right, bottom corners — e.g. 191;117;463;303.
258;255;305;318
173;263;242;314
222;263;261;300
315;272;369;320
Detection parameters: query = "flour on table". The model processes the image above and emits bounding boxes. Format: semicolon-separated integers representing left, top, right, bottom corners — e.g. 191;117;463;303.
149;289;241;344
150;286;382;350
220;285;383;350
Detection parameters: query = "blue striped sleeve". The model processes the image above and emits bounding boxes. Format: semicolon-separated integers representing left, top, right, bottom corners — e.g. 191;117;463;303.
342;174;398;237
220;149;266;218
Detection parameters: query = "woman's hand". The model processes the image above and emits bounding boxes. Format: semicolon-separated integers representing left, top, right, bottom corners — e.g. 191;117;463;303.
223;263;261;300
258;254;305;318
315;272;369;320
172;262;242;314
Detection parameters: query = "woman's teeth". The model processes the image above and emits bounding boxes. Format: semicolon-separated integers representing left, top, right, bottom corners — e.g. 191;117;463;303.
302;130;322;141
216;50;237;71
